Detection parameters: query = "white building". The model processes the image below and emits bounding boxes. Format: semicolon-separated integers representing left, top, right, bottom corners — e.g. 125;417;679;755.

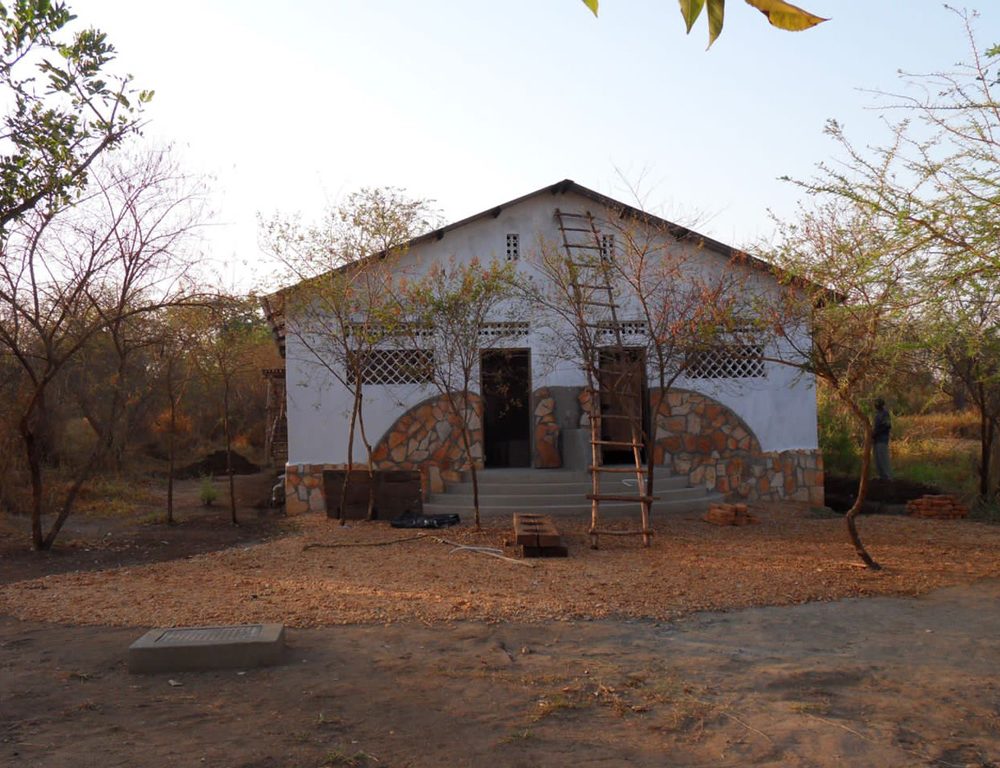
267;180;823;515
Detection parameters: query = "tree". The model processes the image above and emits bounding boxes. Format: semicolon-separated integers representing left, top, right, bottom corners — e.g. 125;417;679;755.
0;148;203;550
189;297;270;527
789;9;1000;504
1;0;150;232
601;214;744;504
579;0;827;47
261;187;439;522
389;259;519;530
759;198;925;570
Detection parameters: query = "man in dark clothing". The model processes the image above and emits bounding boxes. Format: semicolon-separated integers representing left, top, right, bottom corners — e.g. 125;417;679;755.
872;397;892;480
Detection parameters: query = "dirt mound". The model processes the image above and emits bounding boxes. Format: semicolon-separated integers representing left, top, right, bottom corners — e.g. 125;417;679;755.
176;450;260;479
825;474;942;512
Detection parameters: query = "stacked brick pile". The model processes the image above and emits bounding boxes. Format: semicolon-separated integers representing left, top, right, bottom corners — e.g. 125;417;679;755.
704;503;758;526
906;495;968;519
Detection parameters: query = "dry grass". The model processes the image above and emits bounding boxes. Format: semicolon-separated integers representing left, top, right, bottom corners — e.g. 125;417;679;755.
3;503;1000;628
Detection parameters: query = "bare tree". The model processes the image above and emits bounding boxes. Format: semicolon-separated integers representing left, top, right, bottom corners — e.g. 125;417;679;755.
260;188;439;522
0;148;204;550
188;298;270;526
390;259;518;530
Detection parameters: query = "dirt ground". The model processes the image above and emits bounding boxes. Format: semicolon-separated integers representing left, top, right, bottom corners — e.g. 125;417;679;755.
2;581;998;767
1;475;999;766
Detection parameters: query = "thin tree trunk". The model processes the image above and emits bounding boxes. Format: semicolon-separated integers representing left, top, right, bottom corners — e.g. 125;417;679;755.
845;403;881;571
23;420;44;551
978;388;992;500
166;372;177;526
358;404;376;521
339;379;362;526
223;377;237;526
456;389;481;530
41;451;101;550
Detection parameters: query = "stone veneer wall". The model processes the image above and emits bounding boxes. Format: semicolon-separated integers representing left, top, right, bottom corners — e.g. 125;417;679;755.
285;392;483;515
650;388;824;505
532;387;560;468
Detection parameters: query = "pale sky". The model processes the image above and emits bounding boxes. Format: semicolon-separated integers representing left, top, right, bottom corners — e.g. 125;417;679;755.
69;1;997;289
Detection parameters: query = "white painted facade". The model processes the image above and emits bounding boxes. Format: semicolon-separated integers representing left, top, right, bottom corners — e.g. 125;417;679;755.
283;183;818;467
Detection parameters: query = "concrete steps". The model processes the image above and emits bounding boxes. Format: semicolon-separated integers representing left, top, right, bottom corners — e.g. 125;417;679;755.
424;467;722;518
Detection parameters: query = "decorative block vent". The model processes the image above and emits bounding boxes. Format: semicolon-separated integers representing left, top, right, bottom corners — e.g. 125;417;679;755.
685;345;765;379
595;320;648;338
506;233;520;261
600;233;615;262
349;349;434;385
347;322;434;342
479;321;529;340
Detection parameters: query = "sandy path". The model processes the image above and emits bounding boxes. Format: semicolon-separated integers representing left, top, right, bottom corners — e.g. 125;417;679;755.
2;580;997;767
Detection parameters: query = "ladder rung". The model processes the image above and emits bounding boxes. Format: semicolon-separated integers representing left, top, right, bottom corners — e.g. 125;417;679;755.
565;244;602;250
590;439;640;447
556;211;591;219
559;226;593;232
580;300;615;307
589;466;647;473
593;413;638;420
589;494;654;504
589;529;655;537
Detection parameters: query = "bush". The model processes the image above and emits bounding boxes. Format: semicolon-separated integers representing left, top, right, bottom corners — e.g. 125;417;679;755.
199;475;218;506
818;392;860;476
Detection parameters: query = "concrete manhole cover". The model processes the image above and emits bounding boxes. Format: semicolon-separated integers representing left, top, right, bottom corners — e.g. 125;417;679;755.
128;623;284;674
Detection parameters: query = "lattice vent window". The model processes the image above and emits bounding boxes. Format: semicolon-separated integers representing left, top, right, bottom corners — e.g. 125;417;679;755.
348;349;434;385
506;233;520;261
685;345;765;379
479;321;529;340
600;234;615;262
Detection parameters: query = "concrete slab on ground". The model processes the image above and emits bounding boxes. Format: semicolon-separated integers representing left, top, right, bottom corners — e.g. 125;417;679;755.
128;623;285;674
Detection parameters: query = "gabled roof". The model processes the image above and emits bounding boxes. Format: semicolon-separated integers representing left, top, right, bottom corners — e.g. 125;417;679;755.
262;179;810;357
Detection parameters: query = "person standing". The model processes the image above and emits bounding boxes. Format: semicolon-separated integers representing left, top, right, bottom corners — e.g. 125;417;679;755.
872;397;892;480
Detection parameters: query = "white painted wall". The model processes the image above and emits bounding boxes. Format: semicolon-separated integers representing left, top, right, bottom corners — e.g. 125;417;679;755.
284;189;817;464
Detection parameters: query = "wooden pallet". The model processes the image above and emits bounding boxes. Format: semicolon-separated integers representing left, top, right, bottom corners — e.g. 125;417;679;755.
513;513;568;557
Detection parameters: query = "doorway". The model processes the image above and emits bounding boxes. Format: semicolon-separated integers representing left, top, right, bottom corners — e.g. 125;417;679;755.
598;347;648;465
480;349;531;468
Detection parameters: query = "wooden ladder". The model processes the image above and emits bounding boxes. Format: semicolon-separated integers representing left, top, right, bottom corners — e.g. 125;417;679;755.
555;208;653;548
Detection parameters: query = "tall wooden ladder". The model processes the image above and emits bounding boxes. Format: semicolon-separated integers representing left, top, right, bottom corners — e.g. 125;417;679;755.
554;208;654;548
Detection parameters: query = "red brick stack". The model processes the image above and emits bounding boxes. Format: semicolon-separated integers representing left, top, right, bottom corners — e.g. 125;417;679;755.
704;503;758;526
906;495;968;519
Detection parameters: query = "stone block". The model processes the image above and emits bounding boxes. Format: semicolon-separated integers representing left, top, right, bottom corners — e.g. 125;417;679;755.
427;465;444;494
128;623;285;674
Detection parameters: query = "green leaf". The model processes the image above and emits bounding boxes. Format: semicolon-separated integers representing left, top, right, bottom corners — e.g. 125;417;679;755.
581;0;599;16
706;0;725;46
743;0;827;31
678;0;706;33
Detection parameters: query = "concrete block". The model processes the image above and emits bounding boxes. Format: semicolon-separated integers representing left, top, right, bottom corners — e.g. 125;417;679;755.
128;623;285;674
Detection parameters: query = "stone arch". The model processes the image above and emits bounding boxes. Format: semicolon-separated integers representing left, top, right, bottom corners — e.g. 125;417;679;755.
370;392;484;473
651;388;764;498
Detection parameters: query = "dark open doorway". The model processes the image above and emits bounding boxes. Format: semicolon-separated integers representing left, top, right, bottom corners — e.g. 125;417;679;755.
481;349;531;468
598;347;648;465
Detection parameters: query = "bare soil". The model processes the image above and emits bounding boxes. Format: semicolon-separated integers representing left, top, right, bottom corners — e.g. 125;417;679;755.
1;477;999;766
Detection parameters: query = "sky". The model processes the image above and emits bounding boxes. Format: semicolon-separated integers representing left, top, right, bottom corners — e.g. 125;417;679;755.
69;0;998;290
